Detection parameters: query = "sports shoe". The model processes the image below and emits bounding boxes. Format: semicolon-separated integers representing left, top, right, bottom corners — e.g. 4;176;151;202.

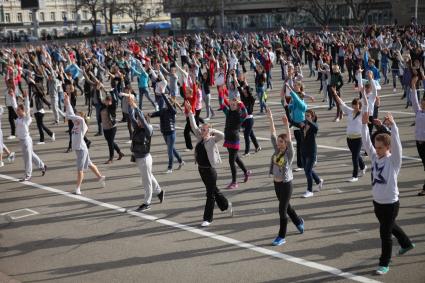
126;140;132;144
94;132;102;136
184;148;192;152
157;191;165;203
98;176;106;188
398;244;415;255
347;177;358;182
19;176;31;182
41;165;47;176
226;202;234;217
0;161;4;167
242;152;250;157
7;135;16;140
244;170;252;182
302;191;314;198
177;161;185;170
74;188;82;195
296;218;305;234
272;237;286;246
255;146;262;153
315;179;324;192
375;266;389;275
136;203;151;212
117;152;124;160
393;88;397;93
51;133;56;142
166;169;173;174
334;118;340;122
294;167;303;172
7;152;15;163
37;141;46;145
227;182;238;190
361;165;367;176
201;221;211;227
204;117;210;121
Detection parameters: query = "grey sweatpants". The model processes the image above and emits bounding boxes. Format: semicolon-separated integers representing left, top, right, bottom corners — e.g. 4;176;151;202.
136;153;161;205
20;137;44;177
50;94;65;123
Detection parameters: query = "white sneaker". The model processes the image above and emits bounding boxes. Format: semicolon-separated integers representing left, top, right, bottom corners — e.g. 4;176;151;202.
201;221;212;227
166;169;173;174
334;118;340;122
177;161;185;170
0;161;4;167
294;167;303;172
393;88;397;93
226;202;233;217
204;117;210;121
98;176;106;188
302;191;314;198
37;141;45;145
74;188;82;195
347;177;359;182
242;152;250;158
7;152;15;163
314;179;324;192
126;140;132;144
51;133;56;142
7;135;16;140
184;148;192;152
361;165;367;176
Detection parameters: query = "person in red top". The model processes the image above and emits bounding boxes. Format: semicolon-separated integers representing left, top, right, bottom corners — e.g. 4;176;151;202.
183;83;199;151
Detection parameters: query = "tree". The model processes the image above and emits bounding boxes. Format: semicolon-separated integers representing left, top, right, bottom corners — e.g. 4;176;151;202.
198;0;220;30
101;0;125;35
295;0;336;27
123;0;163;34
345;0;373;25
77;0;103;36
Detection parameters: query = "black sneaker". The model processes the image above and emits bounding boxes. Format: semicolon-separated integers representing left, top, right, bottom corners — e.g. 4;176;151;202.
157;191;165;203
136;204;151;212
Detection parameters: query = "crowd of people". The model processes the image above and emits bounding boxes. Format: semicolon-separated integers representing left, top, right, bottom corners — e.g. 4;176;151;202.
1;23;425;275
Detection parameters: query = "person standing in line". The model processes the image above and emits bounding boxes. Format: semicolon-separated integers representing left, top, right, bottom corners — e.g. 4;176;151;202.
10;89;47;181
299;109;324;198
64;92;105;195
185;101;232;227
0;105;15;167
128;95;164;212
361;98;415;275
4;79;17;140
332;88;367;182
266;108;304;246
410;76;425;196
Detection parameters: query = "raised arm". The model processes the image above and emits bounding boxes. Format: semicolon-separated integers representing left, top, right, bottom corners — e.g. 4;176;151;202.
411;77;421;113
185;101;201;139
128;96;153;136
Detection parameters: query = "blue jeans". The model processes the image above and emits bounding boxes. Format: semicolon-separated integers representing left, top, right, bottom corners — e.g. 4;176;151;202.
138;87;156;109
163;131;182;170
302;155;321;192
256;86;266;113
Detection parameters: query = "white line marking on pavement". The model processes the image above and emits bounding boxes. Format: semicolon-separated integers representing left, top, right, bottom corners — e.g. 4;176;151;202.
0;208;39;220
0;173;380;283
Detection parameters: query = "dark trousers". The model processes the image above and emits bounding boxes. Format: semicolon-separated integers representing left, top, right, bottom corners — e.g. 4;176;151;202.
199;167;229;222
293;129;303;168
34;112;53;142
274;181;301;238
184;117;194;150
373;201;412;267
227;148;247;183
103;127;121;160
7;106;17;136
94;103;103;134
327;85;336;109
347;137;365;177
302;154;321;192
138;87;156;109
417;141;425;170
243;118;259;154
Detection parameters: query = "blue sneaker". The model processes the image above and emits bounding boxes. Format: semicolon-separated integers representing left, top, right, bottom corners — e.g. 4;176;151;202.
272;237;286;246
398;243;415;255
376;266;389;275
296;218;304;234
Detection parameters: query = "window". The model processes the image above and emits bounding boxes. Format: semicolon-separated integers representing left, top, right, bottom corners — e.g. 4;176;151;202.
39;12;44;22
50;12;55;21
147;9;151;16
62;12;67;20
5;13;10;23
17;13;22;22
83;11;88;20
71;12;75;20
29;12;33;21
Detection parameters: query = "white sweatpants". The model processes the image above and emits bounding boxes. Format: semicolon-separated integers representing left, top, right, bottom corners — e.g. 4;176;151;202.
136;153;161;205
20;137;44;177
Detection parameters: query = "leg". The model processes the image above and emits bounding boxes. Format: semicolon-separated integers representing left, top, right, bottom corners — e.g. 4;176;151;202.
8;106;17;136
227;148;238;183
243;119;252;154
103;129;115;161
163;133;174;170
21;139;32;177
34;112;45;142
136;155;154;205
184;118;193;150
235;152;247;174
293;129;303;168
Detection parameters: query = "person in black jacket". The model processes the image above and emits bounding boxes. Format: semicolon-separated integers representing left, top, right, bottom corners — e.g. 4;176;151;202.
238;74;261;156
149;93;184;173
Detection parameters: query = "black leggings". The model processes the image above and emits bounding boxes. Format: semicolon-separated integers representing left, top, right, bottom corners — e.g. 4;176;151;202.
274;181;301;238
347;137;365;177
8;106;17;136
103;127;121;160
227;147;247;183
34;112;53;142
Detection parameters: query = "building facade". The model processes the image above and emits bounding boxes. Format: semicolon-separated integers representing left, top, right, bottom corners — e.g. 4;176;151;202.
0;0;169;39
163;0;424;31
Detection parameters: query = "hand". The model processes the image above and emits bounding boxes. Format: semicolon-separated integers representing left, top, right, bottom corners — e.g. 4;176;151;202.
384;112;394;126
367;71;373;80
309;96;315;103
184;100;192;113
373;118;382;126
282;114;288;125
22;90;28;98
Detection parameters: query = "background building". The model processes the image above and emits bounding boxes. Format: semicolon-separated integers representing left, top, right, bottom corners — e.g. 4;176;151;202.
0;0;169;40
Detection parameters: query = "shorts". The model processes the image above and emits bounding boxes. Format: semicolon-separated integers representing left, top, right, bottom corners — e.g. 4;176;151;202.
76;149;92;171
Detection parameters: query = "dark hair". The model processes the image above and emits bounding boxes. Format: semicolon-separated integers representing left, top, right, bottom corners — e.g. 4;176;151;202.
352;98;362;108
306;109;317;122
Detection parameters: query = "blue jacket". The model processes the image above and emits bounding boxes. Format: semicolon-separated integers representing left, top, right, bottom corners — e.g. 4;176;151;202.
288;91;307;124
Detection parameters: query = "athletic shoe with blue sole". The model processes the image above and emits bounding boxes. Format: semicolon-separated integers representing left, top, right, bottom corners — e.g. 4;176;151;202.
272;237;286;246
